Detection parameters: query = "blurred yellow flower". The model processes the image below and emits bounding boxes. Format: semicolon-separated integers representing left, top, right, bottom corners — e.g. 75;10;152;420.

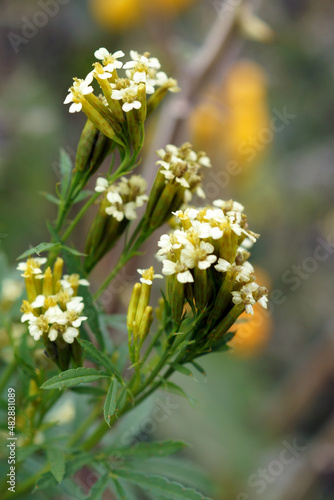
89;0;142;31
189;61;270;175
222;61;270;170
229;266;273;357
89;0;196;30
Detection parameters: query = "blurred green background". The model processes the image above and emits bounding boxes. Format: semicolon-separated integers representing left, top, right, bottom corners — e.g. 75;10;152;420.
1;0;334;499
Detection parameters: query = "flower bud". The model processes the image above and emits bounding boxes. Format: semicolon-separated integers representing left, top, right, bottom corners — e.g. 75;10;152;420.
167;275;185;326
80;99;115;140
127;283;142;332
52;257;64;293
138;306;153;343
42;267;53;296
75;118;112;175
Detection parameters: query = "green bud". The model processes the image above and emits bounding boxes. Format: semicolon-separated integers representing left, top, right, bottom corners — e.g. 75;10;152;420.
167;275;185;326
42;267;53;296
138;306;153;343
212;304;244;341
71;338;82;368
127;283;142;332
75;119;112;175
194;268;208;311
81;99;115;140
149;182;178;229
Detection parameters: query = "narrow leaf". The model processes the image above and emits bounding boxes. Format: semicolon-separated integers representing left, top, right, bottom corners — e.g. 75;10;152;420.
77;339;123;381
73;189;94;204
62;245;87;257
17;242;60;260
190;362;206;377
112;478;127;500
40;367;110;390
40;191;61;205
113;469;213;500
106;440;187;459
160;380;196;407
69;386;106;396
104;377;119;426
171;364;193;377
47;447;66;483
89;474;109;500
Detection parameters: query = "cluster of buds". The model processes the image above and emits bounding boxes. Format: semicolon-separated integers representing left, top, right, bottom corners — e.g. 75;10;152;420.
64;48;179;153
17;257;89;370
144;143;211;231
85;175;148;272
157;200;268;342
127;267;162;364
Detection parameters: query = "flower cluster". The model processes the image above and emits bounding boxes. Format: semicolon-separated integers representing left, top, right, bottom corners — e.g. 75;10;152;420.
157;201;268;329
18;257;89;345
64;48;179;144
144;143;211;231
95;174;148;221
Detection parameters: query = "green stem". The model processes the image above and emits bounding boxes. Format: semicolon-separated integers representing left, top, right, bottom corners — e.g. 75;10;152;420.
141;327;164;365
61;192;100;243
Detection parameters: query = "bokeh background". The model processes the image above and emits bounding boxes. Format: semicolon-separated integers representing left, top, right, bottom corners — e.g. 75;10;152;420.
1;0;334;499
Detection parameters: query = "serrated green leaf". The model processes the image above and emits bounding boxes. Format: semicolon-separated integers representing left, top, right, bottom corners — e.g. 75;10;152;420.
113;469;213;500
159;380;196;407
59;149;73;198
77;339;123;381
47;447;66;483
17;242;60;260
112;478;127;500
104;377;119;426
40;367;110;390
106;440;187;459
171;364;194;377
40;191;61;205
89;474;109;499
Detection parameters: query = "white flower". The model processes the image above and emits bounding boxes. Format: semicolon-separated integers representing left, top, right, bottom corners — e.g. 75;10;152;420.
94;48;125;72
71;316;87;328
231;286;256;315
181;241;217;270
61;275;90;291
28;321;44;341
162;260;194;283
154;72;180;93
17;257;46;277
95;177;109;193
215;258;232;273
63;326;79;344
45;305;67;325
64;73;94;113
66;297;84;315
137;267;163;285
48;328;58;342
31;295;46;308
123;51;161;85
111;84;141;112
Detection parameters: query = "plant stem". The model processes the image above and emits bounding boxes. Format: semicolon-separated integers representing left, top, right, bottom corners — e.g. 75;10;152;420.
61;192;100;243
68;403;103;448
